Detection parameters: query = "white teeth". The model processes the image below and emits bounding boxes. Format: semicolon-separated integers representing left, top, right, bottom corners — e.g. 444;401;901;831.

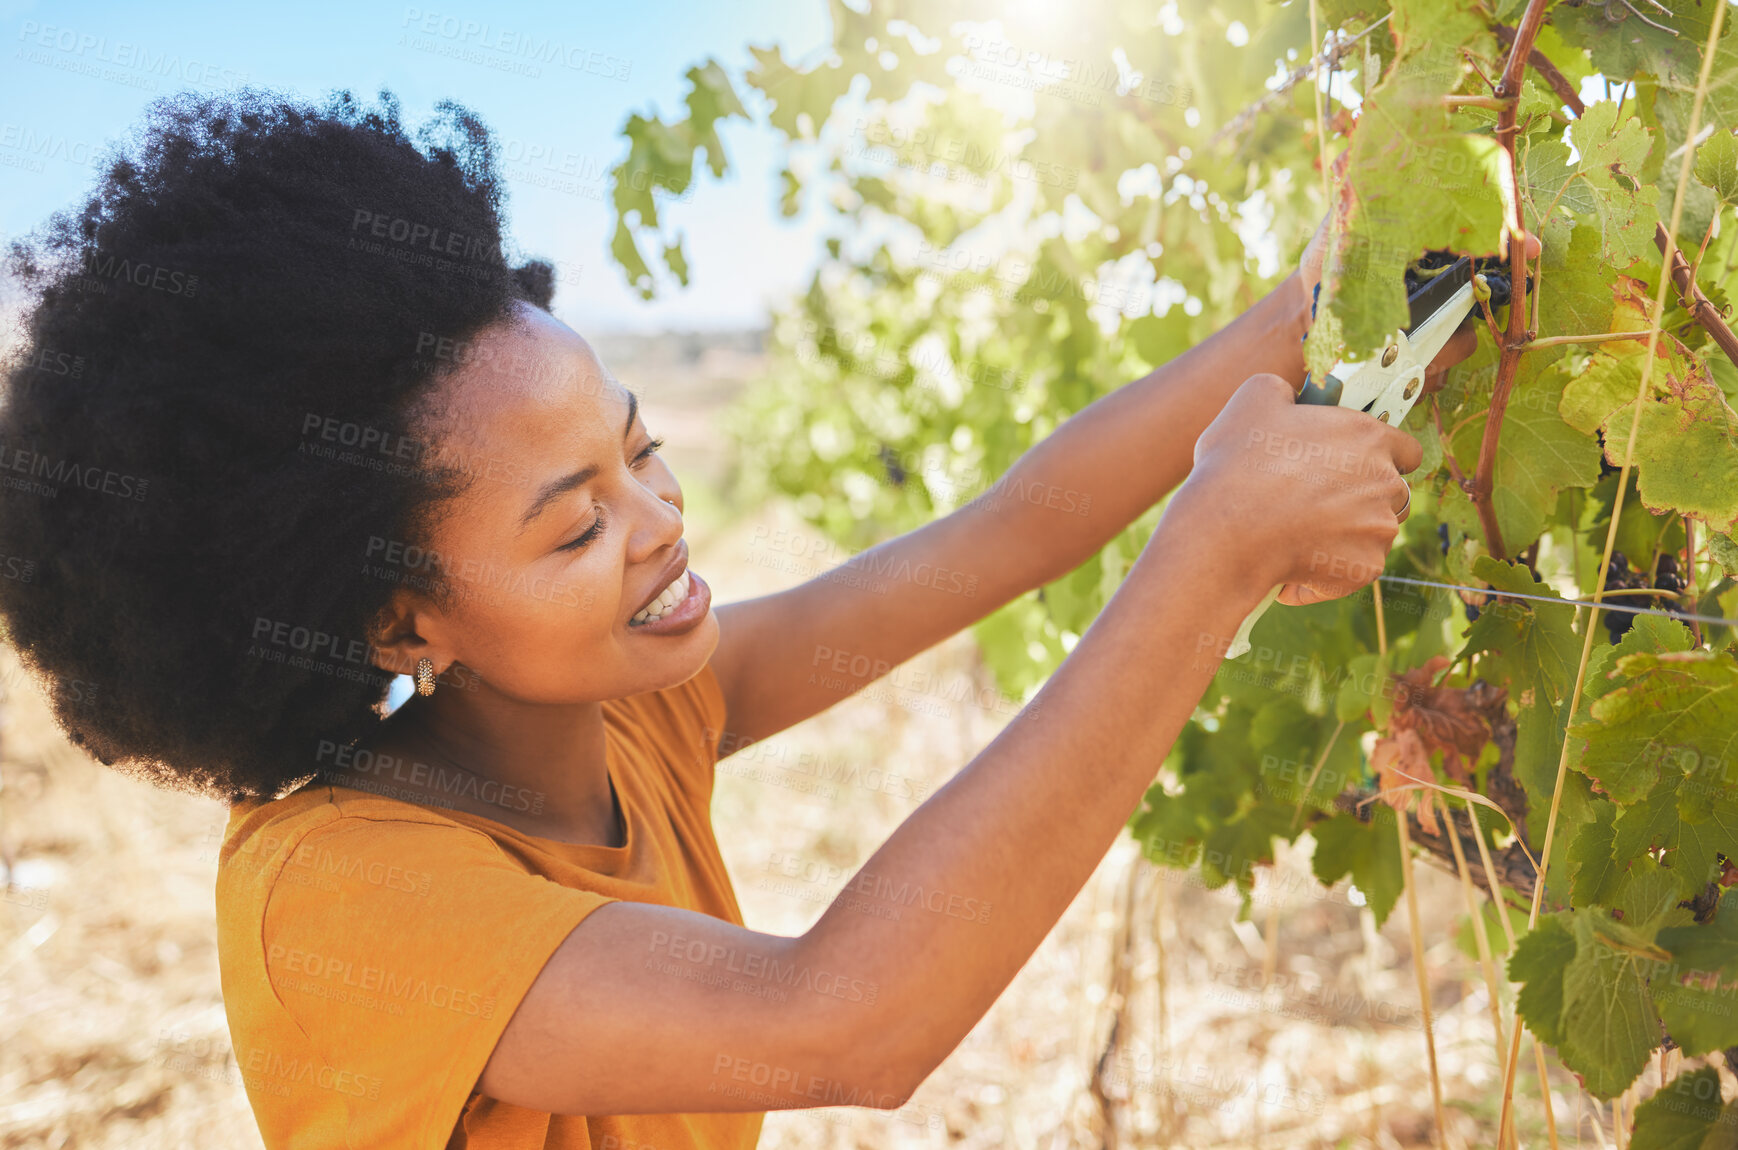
631;571;690;626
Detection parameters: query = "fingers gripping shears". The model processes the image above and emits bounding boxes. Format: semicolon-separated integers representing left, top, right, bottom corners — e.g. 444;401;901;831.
1223;256;1485;659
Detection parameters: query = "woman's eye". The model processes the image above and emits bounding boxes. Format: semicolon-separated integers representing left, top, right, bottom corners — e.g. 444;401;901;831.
632;438;665;468
557;511;605;552
553;441;661;553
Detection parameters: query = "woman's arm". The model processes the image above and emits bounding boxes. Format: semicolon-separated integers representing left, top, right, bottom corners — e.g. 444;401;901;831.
707;275;1313;749
479;376;1422;1115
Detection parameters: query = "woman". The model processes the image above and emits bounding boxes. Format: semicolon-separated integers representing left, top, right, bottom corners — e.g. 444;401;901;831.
0;90;1467;1148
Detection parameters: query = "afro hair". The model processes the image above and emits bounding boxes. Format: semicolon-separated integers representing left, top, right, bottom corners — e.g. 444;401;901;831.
0;87;556;801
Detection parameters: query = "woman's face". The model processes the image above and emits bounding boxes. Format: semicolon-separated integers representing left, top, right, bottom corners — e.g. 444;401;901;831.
376;300;717;703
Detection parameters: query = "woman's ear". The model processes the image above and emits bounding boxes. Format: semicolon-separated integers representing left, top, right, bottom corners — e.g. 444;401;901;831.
366;588;448;678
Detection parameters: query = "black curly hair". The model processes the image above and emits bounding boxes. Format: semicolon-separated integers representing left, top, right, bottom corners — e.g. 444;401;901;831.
0;88;557;802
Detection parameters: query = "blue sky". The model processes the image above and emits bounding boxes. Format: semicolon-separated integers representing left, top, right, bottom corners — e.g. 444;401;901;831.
0;0;833;331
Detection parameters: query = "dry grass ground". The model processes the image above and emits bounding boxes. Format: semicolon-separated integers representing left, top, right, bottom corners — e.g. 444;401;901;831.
0;332;1668;1147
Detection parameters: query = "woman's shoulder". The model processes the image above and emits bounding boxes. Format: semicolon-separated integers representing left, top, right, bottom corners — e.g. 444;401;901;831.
218;783;510;895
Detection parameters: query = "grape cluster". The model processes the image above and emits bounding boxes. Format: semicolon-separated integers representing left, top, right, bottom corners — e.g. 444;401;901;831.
1658;553;1688;617
1404;249;1460;292
1601;551;1687;643
1402;251;1514;310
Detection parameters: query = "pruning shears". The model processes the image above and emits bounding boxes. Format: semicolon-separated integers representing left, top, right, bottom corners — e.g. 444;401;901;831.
1224;256;1486;659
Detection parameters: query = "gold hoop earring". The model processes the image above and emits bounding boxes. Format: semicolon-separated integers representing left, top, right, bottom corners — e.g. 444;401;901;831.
414;657;438;697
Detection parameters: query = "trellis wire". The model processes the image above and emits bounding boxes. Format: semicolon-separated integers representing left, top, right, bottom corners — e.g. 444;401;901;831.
1376;574;1737;631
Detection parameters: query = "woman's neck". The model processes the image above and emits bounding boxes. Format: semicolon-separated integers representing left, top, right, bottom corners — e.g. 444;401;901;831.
335;685;622;847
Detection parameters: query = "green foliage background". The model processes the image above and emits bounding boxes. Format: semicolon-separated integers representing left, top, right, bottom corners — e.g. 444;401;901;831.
608;0;1738;1121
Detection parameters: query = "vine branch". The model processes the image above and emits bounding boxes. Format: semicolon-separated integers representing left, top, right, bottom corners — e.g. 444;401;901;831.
1515;330;1654;351
1493;24;1587;116
1406;810;1539;905
1654;221;1738;369
1468;0;1552;562
1328;795;1540;905
1446;94;1516;110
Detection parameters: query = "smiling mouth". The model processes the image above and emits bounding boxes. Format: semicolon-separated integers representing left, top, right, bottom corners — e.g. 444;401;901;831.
629;569;691;626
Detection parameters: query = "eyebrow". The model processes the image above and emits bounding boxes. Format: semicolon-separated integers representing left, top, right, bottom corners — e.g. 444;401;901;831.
516;389;640;534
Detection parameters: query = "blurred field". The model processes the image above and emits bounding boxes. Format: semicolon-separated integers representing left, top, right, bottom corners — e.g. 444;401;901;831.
0;331;1654;1148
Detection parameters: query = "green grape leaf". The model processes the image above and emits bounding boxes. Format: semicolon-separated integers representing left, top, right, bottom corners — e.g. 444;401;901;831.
1201;800;1291;891
1628;1067;1727;1150
1311;811;1404;929
1130;719;1281;893
746;45;851;141
1322;19;1506;359
1555;2;1736;139
1560;101;1657;268
1653;980;1738;1057
1580;471;1690;574
1612;774;1738;899
1575;652;1738;808
1584;613;1698;705
1535;224;1625;372
1559;250;1738;534
683;60;748;175
1710;532;1738;579
1558;912;1666;1099
1611;855;1696;938
1627;388;1738;535
1571;800;1622;906
663;234;690;285
1127;310;1194;371
1659;889;1738;980
1336;651;1385;723
1258;725;1361;816
1509;912;1578;1048
1461;556;1580;698
1695;128;1738;206
1644;8;1738;143
1303;301;1347;384
610;214;656;298
1561;337;1648;437
1450;362;1603;549
1514;676;1599;907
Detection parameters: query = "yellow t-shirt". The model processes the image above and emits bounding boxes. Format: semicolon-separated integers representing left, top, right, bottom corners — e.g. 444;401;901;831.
216;662;764;1150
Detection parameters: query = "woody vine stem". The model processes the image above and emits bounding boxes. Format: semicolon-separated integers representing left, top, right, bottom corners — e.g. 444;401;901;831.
1468;0;1551;563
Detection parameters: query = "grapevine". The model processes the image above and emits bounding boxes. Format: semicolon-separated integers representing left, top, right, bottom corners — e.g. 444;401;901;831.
609;0;1738;1140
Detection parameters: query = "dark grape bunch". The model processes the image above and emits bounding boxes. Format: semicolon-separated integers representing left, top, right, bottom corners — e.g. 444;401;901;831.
1601;551;1688;643
1404;250;1514;310
1657;553;1688;617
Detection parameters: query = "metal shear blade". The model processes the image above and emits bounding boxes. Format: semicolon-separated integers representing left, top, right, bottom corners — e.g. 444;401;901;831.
1326;277;1477;427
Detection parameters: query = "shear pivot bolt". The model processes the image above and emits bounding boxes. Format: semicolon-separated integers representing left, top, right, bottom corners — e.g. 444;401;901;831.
1403;379;1420;399
1381;344;1399;367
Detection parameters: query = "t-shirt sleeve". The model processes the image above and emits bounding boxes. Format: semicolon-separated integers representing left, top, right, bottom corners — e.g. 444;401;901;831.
257;812;615;1148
